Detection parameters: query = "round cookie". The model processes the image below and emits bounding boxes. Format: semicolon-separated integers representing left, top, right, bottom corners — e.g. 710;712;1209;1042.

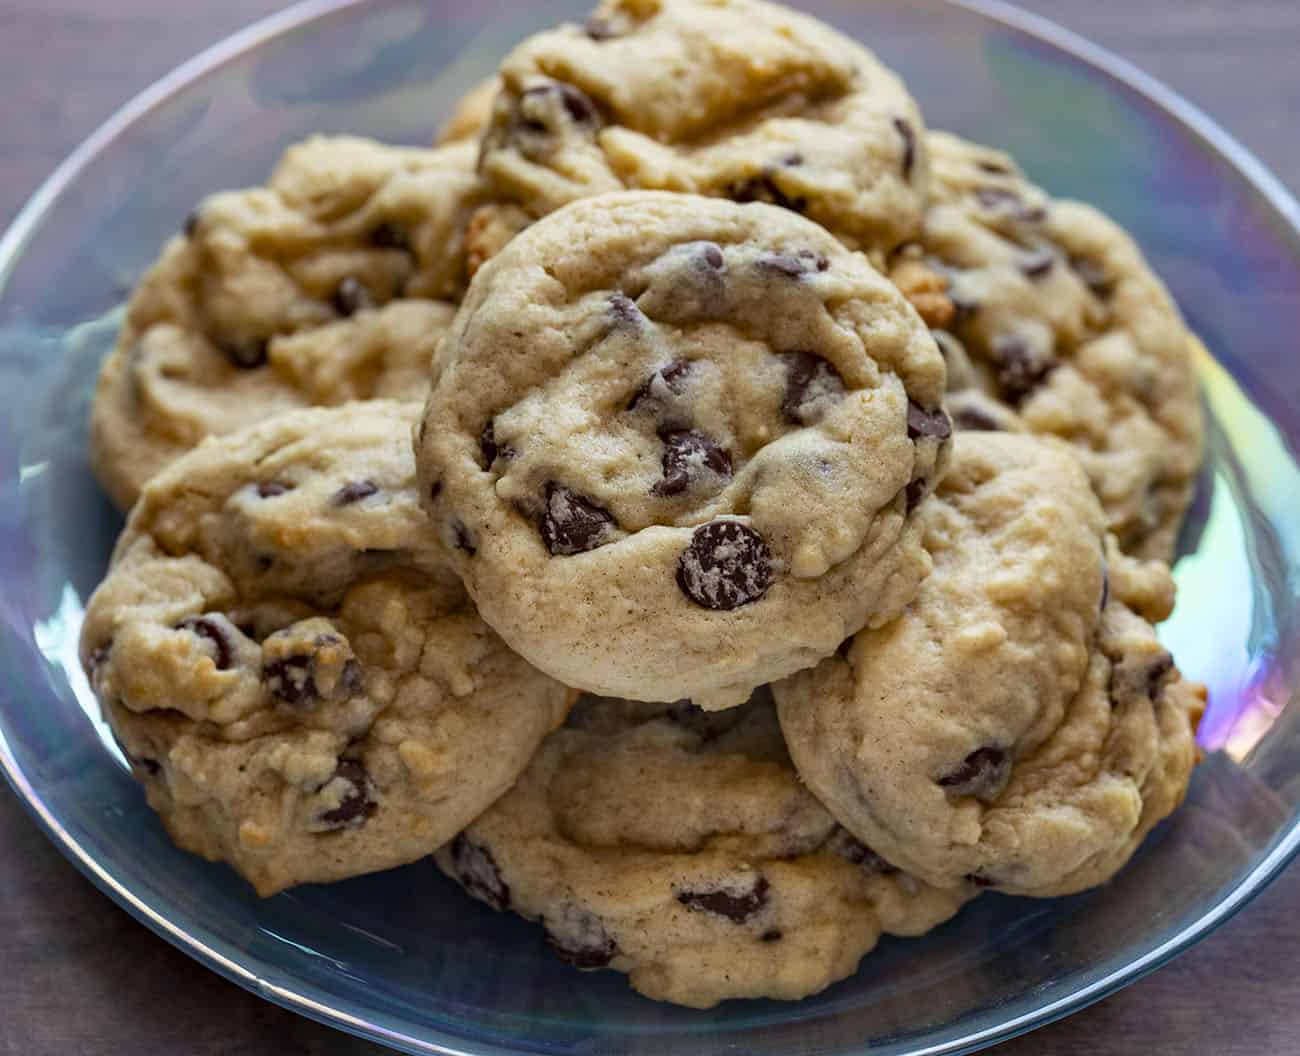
475;0;930;256
887;131;1203;561
415;191;950;709
90;135;483;509
81;402;572;895
776;433;1200;897
436;692;969;1008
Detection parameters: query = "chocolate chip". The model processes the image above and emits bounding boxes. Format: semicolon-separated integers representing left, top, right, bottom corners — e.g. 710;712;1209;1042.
653;429;733;497
952;406;1003;432
831;831;900;875
448;833;510;911
781;152;804;167
760;929;783;943
906;401;952;441
698;242;724;270
905;478;928;512
317;759;375;829
522;81;599;126
453;522;477;555
967;873;996;889
538;483;616;555
676;521;772;610
583;15;618;39
757;250;828;278
974;187;1046;223
893;116;917;180
938;747;1010;801
1069;255;1115;299
175;616;233;671
1099;569;1110;613
367;221;410;250
607;291;642;328
332;276;373;317
134;754;162;777
479;421;503;469
731;172;808;214
628;358;693;411
256;480;294;498
677;875;769;923
991;335;1053;404
217;337;269;369
1018;248;1055;280
265;656;314;705
544;908;617;969
977;159;1012;175
332;479;379;506
1147;652;1175;698
780;351;845;424
183;211;200;238
429;480;442;502
836;637;854;659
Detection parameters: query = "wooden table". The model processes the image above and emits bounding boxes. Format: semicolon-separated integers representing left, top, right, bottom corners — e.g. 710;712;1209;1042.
2;2;1298;1052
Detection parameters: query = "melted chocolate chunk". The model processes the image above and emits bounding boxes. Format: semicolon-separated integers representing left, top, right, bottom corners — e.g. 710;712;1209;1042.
1069;255;1116;299
479;420;505;469
893;116;917;180
1018;248;1056;280
760;929;784;943
538;483;616;555
218;337;269;369
1099;569;1110;613
697;242;725;270
974;187;1046;223
977;159;1012;175
522;81;599;127
906;401;952;441
317;759;375;829
757;250;829;278
265;655;313;705
991;335;1053;404
449;833;510;911
583;15;618;39
731;171;808;214
367;222;410;250
175;616;233;671
905;477;928;512
453;521;477;556
628;359;693;411
653;429;733;497
544;908;617;969
429;480;443;502
676;875;770;923
332;479;380;506
831;831;900;875
256;480;294;498
952;405;1004;432
332;276;374;317
938;746;1010;802
183;211;200;238
676;521;772;610
780;351;845;423
607;291;642;327
1147;652;1175;698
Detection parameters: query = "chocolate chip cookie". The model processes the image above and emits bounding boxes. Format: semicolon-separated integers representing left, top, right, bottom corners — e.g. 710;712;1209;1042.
888;131;1203;560
474;0;929;256
415;191;949;708
776;432;1200;896
436;692;968;1007
90;135;484;508
81;402;572;895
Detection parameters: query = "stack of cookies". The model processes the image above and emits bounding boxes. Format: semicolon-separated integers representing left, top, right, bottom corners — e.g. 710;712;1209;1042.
80;0;1207;1009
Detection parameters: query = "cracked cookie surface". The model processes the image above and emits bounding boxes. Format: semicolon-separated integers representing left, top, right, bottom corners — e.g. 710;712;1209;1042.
81;402;571;895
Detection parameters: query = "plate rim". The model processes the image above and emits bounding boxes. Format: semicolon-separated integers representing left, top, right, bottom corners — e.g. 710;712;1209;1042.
1;1;1298;1054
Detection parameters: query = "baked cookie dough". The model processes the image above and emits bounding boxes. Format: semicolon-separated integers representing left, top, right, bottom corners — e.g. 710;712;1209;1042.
777;432;1200;897
81;402;571;895
90;135;483;508
888;131;1203;560
436;692;969;1007
474;0;929;256
415;191;949;708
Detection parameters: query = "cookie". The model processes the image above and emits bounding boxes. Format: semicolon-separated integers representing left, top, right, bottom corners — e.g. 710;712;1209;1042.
887;131;1203;560
89;135;483;508
436;692;969;1007
415;191;949;709
475;0;929;256
80;402;571;895
776;433;1200;897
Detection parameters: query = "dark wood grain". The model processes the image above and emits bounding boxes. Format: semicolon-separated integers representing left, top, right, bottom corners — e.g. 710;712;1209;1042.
1;1;1298;1053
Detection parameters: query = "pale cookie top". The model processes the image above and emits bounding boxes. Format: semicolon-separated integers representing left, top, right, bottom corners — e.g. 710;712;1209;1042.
777;433;1200;896
81;403;571;895
888;131;1203;561
477;0;929;254
89;135;482;509
436;692;969;1008
416;192;949;709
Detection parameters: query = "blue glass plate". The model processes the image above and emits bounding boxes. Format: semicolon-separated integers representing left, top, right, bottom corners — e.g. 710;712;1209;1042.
1;1;1298;1053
